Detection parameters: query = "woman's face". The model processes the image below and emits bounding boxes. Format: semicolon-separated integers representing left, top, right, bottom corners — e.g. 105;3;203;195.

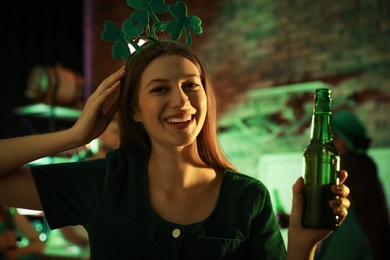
136;55;207;150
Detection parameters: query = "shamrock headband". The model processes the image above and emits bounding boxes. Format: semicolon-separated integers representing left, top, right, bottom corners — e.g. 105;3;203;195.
100;0;203;60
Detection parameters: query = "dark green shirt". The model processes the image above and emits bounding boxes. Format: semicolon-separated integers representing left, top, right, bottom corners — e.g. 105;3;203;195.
32;148;286;259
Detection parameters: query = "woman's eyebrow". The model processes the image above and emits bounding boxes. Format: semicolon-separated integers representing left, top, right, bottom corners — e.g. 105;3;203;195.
145;74;200;88
145;78;169;89
182;73;200;79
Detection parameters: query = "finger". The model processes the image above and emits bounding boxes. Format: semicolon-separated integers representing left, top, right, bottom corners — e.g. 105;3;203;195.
331;183;350;198
102;82;120;114
337;170;348;184
94;66;126;96
329;197;350;210
334;206;348;224
92;80;120;115
291;177;304;211
292;177;304;199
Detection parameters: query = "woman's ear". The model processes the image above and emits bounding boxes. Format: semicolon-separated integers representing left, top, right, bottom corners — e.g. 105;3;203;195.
133;114;141;122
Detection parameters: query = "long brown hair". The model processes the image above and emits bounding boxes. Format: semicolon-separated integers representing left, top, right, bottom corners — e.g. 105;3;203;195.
119;40;237;172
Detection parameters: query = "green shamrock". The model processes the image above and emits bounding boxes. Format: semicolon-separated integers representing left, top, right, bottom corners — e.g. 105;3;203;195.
164;1;202;46
128;0;169;38
101;18;145;60
100;21;131;60
101;0;203;60
122;18;146;54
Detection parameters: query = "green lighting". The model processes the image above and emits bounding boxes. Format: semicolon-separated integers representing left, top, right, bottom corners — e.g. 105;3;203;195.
14;103;81;120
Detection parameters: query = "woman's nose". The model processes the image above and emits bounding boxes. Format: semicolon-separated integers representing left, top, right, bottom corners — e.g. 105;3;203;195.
170;88;190;108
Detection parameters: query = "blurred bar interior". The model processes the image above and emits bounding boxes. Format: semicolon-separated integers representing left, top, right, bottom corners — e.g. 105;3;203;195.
3;0;390;256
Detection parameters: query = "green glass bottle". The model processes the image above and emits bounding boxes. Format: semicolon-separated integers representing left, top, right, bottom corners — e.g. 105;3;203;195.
302;88;340;229
5;207;16;230
273;189;290;229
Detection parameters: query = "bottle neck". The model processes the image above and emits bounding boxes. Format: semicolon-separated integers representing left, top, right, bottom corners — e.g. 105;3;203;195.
310;88;333;142
310;111;333;141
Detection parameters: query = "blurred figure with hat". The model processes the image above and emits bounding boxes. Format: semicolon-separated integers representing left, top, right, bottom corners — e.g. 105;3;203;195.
326;109;390;260
333;109;372;156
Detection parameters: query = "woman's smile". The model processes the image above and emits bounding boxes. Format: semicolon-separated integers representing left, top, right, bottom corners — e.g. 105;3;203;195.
164;114;195;129
165;114;192;124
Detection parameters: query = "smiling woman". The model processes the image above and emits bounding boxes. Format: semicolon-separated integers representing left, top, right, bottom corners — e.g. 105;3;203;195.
0;39;351;259
0;1;351;259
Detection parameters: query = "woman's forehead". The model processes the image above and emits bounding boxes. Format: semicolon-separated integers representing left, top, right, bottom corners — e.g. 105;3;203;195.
141;55;200;85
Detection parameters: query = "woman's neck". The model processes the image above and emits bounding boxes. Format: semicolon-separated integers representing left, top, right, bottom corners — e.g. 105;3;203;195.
148;143;211;188
147;145;222;225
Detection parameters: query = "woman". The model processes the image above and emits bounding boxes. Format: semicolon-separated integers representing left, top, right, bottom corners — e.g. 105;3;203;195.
0;40;350;259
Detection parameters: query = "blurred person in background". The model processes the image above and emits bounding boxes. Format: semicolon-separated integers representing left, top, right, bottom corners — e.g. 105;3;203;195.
316;109;390;260
0;206;44;260
314;206;373;259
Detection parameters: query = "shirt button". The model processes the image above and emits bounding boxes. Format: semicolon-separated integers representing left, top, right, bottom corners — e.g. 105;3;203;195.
172;228;180;238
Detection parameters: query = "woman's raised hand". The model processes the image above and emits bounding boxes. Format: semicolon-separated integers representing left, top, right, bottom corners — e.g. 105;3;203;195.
72;66;126;144
0;66;125;180
287;170;350;259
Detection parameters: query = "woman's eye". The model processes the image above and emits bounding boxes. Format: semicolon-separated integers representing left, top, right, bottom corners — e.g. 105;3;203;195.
151;86;168;93
183;82;200;90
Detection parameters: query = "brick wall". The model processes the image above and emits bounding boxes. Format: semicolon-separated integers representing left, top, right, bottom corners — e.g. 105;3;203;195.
88;0;390;175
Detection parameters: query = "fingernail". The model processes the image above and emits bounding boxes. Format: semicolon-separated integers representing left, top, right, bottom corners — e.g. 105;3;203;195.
333;185;342;192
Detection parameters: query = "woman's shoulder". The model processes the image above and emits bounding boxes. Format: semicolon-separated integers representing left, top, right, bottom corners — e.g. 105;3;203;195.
223;169;263;183
222;169;269;195
215;170;273;218
106;147;147;165
104;147;148;179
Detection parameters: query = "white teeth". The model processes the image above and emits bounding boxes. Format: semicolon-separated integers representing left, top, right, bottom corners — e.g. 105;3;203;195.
166;115;192;123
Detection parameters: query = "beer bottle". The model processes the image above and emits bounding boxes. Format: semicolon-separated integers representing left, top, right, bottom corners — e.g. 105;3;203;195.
302;88;340;229
5;207;16;230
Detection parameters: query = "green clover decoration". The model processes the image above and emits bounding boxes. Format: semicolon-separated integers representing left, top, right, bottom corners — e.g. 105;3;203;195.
101;0;203;60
